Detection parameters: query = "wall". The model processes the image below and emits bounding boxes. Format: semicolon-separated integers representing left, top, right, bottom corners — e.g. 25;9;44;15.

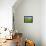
0;0;16;30
13;0;41;46
41;0;46;46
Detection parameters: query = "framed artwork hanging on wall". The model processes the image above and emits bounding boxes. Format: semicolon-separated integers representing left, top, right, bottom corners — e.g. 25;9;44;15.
24;16;33;23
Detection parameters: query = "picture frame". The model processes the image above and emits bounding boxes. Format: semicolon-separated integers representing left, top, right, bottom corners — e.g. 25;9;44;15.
24;16;33;23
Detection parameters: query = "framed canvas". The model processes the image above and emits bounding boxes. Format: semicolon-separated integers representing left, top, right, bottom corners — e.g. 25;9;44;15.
24;16;33;23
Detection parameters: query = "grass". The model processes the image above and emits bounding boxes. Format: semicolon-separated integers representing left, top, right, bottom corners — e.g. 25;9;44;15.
24;18;33;23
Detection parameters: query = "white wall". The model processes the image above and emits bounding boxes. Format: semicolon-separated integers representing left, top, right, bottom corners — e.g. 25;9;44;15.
13;0;41;46
0;0;16;30
41;0;46;46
